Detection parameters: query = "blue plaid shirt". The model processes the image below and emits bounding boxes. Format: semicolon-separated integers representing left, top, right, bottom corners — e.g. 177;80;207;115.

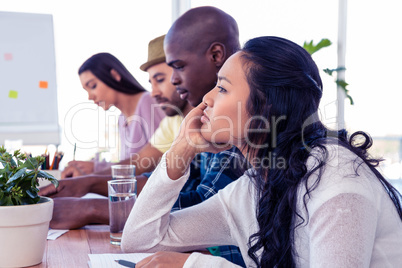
143;146;246;267
172;147;244;210
178;147;246;267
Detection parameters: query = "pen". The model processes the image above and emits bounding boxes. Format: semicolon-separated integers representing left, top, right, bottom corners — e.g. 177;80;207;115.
114;259;136;267
50;152;56;170
73;143;76;161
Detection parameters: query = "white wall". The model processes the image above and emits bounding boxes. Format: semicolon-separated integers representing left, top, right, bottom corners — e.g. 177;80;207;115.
1;0;401;167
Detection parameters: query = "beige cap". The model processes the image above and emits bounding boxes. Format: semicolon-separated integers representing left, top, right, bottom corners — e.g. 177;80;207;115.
140;34;166;71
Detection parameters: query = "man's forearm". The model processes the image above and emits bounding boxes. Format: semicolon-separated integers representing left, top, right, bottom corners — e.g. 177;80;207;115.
87;198;109;225
87;175;113;196
92;159;131;176
93;143;163;176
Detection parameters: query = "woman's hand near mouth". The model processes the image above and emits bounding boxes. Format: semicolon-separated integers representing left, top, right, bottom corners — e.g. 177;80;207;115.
166;102;231;180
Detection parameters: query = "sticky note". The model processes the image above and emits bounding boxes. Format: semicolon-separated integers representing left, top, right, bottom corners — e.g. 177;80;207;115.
39;81;48;89
8;90;18;99
4;53;13;61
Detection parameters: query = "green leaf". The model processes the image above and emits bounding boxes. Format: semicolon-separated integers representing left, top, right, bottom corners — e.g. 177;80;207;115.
323;68;334;76
51;179;59;188
335;79;354;105
9;155;17;167
323;67;346;76
336;79;349;89
347;95;354;105
5;185;14;193
26;188;38;199
19;157;38;170
37;170;59;188
37;170;55;179
0;153;16;167
31;177;39;188
0;167;8;176
7;167;27;184
303;38;332;55
24;170;36;179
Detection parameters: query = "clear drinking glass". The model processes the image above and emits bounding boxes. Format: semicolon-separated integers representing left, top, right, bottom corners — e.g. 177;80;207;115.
111;165;136;180
107;179;137;245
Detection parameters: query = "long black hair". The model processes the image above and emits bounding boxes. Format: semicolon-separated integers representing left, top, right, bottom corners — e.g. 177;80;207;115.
78;52;146;95
239;36;402;267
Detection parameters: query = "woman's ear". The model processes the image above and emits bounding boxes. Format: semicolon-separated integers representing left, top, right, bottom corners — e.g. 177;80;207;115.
110;69;121;82
208;42;226;68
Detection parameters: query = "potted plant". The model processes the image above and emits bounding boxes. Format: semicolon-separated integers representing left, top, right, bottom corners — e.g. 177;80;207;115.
0;146;59;267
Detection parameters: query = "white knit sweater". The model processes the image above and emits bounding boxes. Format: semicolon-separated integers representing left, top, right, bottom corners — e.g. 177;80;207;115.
121;144;402;267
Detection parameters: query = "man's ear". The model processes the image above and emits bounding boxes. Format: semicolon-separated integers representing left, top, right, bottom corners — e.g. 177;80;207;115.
207;42;226;67
110;69;121;82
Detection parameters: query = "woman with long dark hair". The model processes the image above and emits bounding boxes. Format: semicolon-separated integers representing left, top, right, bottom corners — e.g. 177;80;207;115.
62;53;164;177
121;36;402;267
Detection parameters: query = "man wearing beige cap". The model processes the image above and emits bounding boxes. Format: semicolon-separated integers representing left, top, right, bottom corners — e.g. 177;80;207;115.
140;35;192;157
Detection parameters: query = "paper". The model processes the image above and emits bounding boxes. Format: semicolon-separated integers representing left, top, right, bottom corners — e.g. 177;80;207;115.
82;193;108;199
47;228;69;240
4;53;13;61
88;253;153;268
8;90;18;99
39;80;48;89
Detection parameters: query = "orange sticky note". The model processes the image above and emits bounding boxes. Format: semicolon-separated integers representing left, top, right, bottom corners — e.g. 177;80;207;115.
4;53;13;61
39;81;48;89
8;90;18;99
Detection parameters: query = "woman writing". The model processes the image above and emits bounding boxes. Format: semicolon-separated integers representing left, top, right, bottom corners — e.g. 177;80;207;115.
121;36;402;267
62;53;164;177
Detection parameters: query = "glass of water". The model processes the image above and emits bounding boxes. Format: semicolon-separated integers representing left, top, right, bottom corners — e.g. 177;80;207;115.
107;179;137;245
111;165;135;180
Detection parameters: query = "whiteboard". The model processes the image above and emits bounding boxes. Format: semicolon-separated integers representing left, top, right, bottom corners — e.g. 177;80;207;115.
0;11;60;145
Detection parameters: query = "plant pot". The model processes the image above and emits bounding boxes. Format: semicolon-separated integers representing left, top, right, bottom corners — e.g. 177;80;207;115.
0;196;53;267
